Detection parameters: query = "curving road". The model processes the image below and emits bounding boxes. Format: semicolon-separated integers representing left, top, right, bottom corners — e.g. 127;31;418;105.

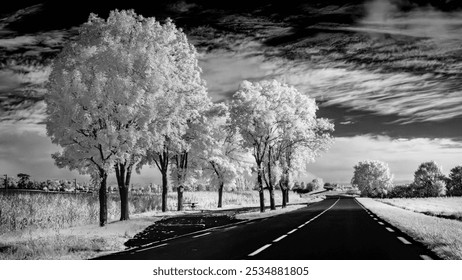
96;197;438;260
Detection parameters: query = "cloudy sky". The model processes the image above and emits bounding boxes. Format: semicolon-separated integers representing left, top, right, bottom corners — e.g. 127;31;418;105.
1;0;461;186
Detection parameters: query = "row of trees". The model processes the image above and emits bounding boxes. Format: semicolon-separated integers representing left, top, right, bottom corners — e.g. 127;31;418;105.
1;174;92;192
45;10;333;226
351;160;462;198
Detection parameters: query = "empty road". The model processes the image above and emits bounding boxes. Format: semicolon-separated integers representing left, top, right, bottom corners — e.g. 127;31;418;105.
96;197;438;260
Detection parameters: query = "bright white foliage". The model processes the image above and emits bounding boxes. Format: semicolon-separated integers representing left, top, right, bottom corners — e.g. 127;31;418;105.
46;10;207;180
229;80;333;192
351;160;394;197
190;103;253;190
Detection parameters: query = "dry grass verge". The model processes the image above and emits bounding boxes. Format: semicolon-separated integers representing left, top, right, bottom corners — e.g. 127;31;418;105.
378;197;462;221
358;197;462;259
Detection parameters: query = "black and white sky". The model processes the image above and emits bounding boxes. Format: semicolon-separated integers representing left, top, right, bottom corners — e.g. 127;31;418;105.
1;0;461;185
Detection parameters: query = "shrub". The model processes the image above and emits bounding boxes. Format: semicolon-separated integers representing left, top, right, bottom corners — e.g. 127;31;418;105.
388;185;414;198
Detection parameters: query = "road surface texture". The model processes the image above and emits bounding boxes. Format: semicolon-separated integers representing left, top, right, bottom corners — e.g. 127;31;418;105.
96;197;439;260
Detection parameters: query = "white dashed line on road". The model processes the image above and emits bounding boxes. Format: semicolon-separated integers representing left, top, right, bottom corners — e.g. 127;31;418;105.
420;255;433;260
135;243;168;253
248;244;272;257
378;222;384;225
397;236;412;245
273;235;287;242
385;227;394;232
288;229;297;234
249;198;340;257
192;232;211;238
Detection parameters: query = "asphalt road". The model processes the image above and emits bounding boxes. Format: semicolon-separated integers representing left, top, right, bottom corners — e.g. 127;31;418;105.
96;197;438;260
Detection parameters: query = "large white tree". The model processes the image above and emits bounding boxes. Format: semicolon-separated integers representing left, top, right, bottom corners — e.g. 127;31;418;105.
192;103;252;208
351;160;394;198
46;10;207;224
136;15;209;212
230;80;333;211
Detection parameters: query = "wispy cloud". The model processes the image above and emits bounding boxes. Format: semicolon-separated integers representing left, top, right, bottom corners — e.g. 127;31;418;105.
353;0;462;40
276;66;462;123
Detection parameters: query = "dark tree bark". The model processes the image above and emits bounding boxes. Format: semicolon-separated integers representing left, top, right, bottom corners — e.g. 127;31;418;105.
98;170;108;227
152;145;170;212
211;162;225;208
267;146;276;210
177;185;184;211
257;161;265;213
218;182;224;208
161;169;168;212
280;179;287;208
115;161;132;221
174;151;188;212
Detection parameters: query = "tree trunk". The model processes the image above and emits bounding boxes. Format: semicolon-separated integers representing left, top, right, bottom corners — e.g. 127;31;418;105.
99;171;108;227
269;187;275;210
285;189;290;204
218;182;224;208
267;147;276;210
115;162;131;221
280;181;287;208
119;185;129;220
177;185;184;211
257;162;265;213
161;170;168;212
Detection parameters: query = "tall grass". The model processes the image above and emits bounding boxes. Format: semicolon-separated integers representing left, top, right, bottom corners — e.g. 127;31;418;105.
0;190;303;234
0;191;165;234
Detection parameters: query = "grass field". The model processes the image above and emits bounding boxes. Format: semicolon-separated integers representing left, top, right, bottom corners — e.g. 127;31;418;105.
378;197;462;221
0;189;307;259
358;197;462;259
0;190;305;235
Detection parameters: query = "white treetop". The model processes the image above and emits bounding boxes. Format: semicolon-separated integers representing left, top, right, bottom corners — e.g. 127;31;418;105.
351;160;394;197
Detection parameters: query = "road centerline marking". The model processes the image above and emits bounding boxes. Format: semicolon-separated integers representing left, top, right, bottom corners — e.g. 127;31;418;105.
248;244;272;256
397;236;412;245
192;232;211;238
378;222;384;225
135;243;168;253
385;227;394;232
273;235;287;242
287;229;297;234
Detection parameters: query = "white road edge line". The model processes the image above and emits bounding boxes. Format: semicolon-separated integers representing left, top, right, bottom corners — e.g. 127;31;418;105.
273;235;287;242
420;255;433;260
385;227;394;232
298;225;304;229
288;229;297;234
397;236;412;245
192;232;211;238
135;243;168;253
248;244;272;256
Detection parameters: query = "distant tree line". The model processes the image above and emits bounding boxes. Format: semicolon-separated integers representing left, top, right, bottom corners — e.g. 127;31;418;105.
351;160;462;198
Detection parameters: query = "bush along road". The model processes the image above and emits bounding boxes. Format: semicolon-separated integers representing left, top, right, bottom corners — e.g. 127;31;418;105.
95;197;439;260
